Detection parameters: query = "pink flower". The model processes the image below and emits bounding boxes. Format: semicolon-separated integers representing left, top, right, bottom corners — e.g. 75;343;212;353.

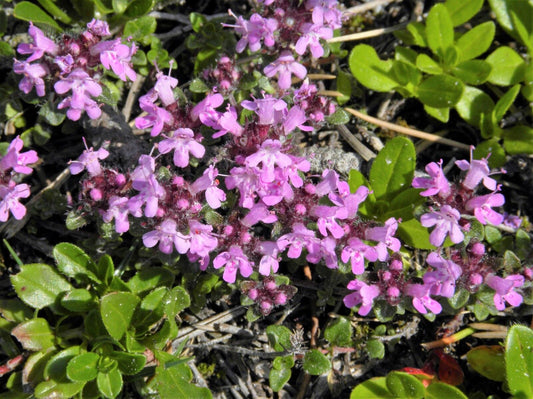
241;94;287;125
190;165;226;209
423;252;462;298
258;241;280;276
365;217;401;261
341;238;378;275
213;245;254;283
406;284;442;314
245;139;292;182
102;196;131;233
158;128;206;168
13;60;48;97
128;155;166;218
17;22;58;62
412;160;451;198
465;192;505;225
420;205;464;247
90;38;137;82
86;19;111;36
263;51;307;89
0;182;30;221
0;136;38;175
455;147;502;191
343;280;380;316
135;91;173;137
154;69;178;106
143;219;190;254
295;23;333;59
54;69;102;121
486;274;524;310
69;138;109;176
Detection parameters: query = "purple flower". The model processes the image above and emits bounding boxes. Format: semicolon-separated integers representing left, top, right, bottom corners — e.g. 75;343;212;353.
190;165;226;209
455;147;500;191
0;136;38;175
225;166;260;209
86;19;111;36
245;139;292;182
224;11;277;53
54;69;102;121
188;220;218;268
281;105;313;134
0;182;30;221
258;241;280;276
263;51;307;90
242;202;277;227
13;60;48;97
295;23;333;58
154;69;178;106
317;237;339;268
406;284;442;314
343;279;380;316
191;92;224;125
423;252;462;298
306;0;343;29
158;128;206;168
128;155;166;218
341;238;378;275
241;94;287;125
277;223;321;261
69;138;109;176
102;196;131;233
420;205;464;247
465;192;505;225
312;205;347;239
17;22;58;62
90;38;137;82
143;219;190;254
330;182;369;219
365;217;401;261
412;160;451;198
212;106;243;138
213;245;254;283
485;274;524;310
135;91;172;137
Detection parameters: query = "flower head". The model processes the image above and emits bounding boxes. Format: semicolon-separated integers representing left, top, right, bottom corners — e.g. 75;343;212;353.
420;205;464;247
158;128;205;168
465;192;505;225
455;147;502;191
412;160;451;198
13;60;48;97
69;138;109;176
263;51;307;90
343;280;380;316
17;22;58;62
213;245;254;283
485;274;524;310
54;69;102;120
0;136;38;175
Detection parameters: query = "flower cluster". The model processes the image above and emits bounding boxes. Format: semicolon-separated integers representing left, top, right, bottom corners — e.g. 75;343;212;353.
0;137;38;222
13;20;136;121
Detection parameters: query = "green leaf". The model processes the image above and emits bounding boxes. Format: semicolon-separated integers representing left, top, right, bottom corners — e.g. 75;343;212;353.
127;267;175;294
0;298;33;323
392;60;422;89
60;288;97;312
467;345;506;381
474;139;506;168
165;286;191;319
486;46;526;86
53;243;100;284
111;351;146;375
270;355;294;392
324;316;352;347
36;0;72;24
112;0;128;13
133;287;168;331
452;60;492;85
123;16;156;44
67;353;100;382
43;346;82;388
100;292;140;341
266;325;292;352
426;4;454;59
386;371;425;398
455;21;495;61
369;136;415;201
447;288;470;309
406;22;427;47
397;219;433;250
424;105;450;123
142;318;178;350
415;54;443;75
349;44;398;92
425;382;468;399
455;86;494;127
445;0;484;26
38;102;66;126
494;84;521;121
302;349;331;375
13;2;62;31
351;377;394;398
417;75;464;108
97;367;122;399
382;188;425;221
189;78;209;93
12;318;55;351
190;12;207;33
509;2;533;51
325;108;350;125
96;255;114;287
336;70;352;105
366;339;385;360
503;125;533;155
124;0;153;18
506;325;533;398
11;264;72;309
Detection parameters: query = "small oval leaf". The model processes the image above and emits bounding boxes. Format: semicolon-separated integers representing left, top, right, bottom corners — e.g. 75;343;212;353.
67;352;100;382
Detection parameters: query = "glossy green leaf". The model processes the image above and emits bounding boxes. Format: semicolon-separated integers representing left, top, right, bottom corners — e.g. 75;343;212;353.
12;318;55;351
23;349;55;388
44;346;81;380
60;288;96;313
424;105;450;123
382;188;425;221
127;267;174;294
266;325;292;352
100;292;140;341
452;60;492;85
486;46;526;85
415;54;443;75
11;264;72;309
426;4;454;59
189;78;209;93
455;21;495;62
123;16;157;44
369;136;416;201
53;243;100;284
302;349;331;375
503;125;533;155
397;219;433;250
506;325;533;398
0;298;33;323
111;351;146;375
366;339;385;360
133;287;168;330
467;345;506;381
406;22;427;47
336;70;352;105
96;255;114;287
270;355;294;392
474;139;506;168
124;0;153;17
425;382;468;399
445;0;484;26
324;316;352;347
13;2;61;31
34;379;85;399
447;288;470;309
143;317;178;350
417;75;464;108
350;377;394;398
509;2;533;51
36;0;71;24
488;0;522;42
494;84;521;121
38;102;66;127
455;86;494;127
67;352;100;382
165;286;191;319
97;367;122;399
349;44;398;92
386;371;424;398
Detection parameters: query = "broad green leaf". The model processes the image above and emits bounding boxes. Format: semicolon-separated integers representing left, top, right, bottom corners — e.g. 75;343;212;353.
60;288;97;312
53;243;100;284
270;355;294;392
494;84;521;121
503;125;533;154
127;267;174;294
382;188;425;221
369;136;415;201
112;0;128;13
467;345;506;381
509;2;533;51
455;86;494;127
67;352;100;382
302;349;331;375
417;75;464;108
395;46;418;65
12;318;55;351
325;108;350;125
266;325;292;352
506;325;533;398
100;292;140;341
425;382;468;399
133;287;168;331
36;0;72;24
397;219;433;250
0;298;33;323
34;379;85;399
426;4;454;59
13;2;62;31
447;288;470;309
415;54;442;75
189;78;209;93
392;60;421;90
142;318;178;350
406;22;427;47
350;377;394;398
455;21;495;61
349;44;398;92
474;139;506;168
366;339;385;359
165;286;191;319
324;316;352;347
336;70;352;105
452;60;492;85
486;46;526;85
386;371;425;398
22;348;55;389
124;16;157;45
96;255;114;287
488;0;529;44
44;346;81;380
97;368;123;399
445;0;484;26
111;351;146;375
124;0;153;18
38;102;66;126
424;105;450;123
11;264;72;309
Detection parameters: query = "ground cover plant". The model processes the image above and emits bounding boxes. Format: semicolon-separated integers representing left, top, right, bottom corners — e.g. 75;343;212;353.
0;0;533;397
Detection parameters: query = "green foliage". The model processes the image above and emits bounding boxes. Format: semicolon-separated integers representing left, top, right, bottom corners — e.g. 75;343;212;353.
505;325;533;398
302;349;331;375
